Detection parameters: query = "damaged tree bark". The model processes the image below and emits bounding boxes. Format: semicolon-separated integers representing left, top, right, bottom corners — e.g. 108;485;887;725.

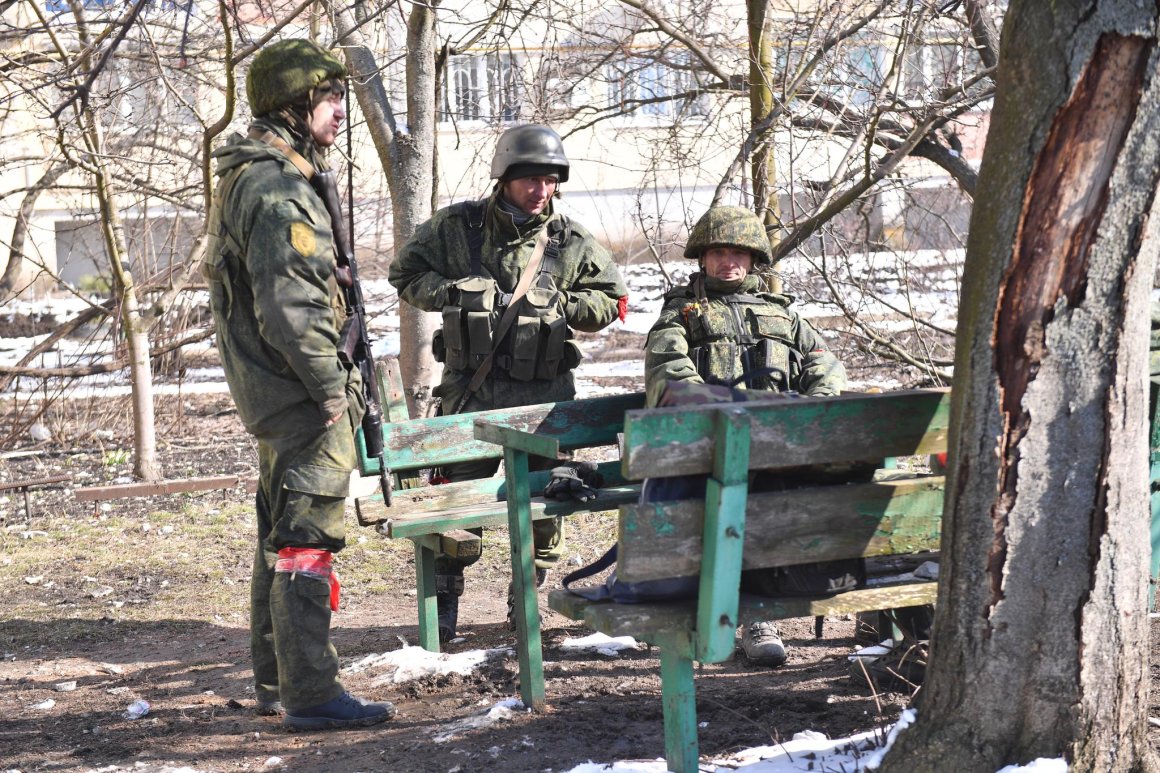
881;3;1160;771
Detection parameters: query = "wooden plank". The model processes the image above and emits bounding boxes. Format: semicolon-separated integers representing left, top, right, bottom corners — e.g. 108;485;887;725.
505;446;545;710
74;475;258;502
618;477;944;582
474;420;562;459
357;460;629;522
737;583;939;624
0;474;71;491
656;631;698;773
382;485;640;537
547;583;939;642
415;541;439;652
621;388;950;480
360;392;645;475
377;358;409;424
440;529;482;559
696;407;750;663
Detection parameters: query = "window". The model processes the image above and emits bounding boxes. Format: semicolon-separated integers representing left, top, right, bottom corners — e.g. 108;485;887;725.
105;60;199;128
605;54;708;122
903;43;966;98
835;45;888;108
440;53;524;124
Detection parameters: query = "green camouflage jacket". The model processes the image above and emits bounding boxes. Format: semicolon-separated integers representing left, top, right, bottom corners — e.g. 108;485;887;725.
644;273;846;407
390;191;626;328
389;191;627;406
203;119;358;437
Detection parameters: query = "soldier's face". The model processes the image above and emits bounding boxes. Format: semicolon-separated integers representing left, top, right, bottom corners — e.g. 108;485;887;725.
503;176;558;215
308;83;346;147
703;246;753;282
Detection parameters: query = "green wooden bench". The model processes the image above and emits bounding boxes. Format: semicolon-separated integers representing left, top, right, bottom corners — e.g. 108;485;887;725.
354;360;644;704
544;388;951;773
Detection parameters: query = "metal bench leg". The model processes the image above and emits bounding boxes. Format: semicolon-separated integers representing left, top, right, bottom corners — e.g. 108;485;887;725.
415;539;440;652
658;631;698;773
505;445;545;710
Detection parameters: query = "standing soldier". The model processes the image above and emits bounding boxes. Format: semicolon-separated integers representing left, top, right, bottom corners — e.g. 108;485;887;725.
202;39;395;730
643;205;847;667
389;124;629;643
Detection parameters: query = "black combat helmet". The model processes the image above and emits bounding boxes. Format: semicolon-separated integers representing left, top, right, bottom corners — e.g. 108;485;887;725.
490;124;570;183
684;206;772;266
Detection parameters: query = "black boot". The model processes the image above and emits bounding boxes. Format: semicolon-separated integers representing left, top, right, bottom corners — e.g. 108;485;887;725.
436;592;459;644
507;567;548;631
435;573;465;643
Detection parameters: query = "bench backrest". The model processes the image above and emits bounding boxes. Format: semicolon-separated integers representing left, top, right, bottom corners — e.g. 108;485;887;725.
355;357;644;477
616;388;951;662
620;388;950;479
357;390;645;477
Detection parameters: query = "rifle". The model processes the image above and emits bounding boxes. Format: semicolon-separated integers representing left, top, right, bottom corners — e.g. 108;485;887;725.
311;168;393;505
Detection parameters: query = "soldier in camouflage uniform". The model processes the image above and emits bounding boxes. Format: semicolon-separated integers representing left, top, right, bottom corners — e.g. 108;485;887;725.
643;205;847;667
390;124;628;642
202;39;394;730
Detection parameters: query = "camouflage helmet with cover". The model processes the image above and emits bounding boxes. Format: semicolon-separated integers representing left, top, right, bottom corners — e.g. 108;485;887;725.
683;206;772;265
246;39;347;118
491;124;570;183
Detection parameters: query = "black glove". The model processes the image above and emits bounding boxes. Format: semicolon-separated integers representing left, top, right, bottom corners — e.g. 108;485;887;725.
543;461;605;503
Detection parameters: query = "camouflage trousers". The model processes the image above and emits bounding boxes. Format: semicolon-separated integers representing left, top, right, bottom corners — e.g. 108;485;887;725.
432;369;575;576
250;405;357;712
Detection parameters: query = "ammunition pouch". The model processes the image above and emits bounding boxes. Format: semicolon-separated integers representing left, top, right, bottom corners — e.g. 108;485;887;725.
439;275;579;382
505;278;577;382
689;320;796;391
440;276;500;371
691;341;739;385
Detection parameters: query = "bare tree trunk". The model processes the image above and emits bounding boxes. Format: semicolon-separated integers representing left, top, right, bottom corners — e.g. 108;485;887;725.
882;3;1160;770
331;0;440;419
84;116;161;482
395;0;440;419
747;0;773;218
747;0;782;294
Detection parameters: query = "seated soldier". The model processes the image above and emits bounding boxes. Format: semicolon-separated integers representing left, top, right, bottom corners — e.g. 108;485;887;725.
642;205;847;667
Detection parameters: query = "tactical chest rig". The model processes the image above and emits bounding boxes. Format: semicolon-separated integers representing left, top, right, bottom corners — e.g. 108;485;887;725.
437;201;580;410
682;274;801;391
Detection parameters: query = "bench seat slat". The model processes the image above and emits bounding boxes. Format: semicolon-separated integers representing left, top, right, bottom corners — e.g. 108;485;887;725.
356;461;630;525
360;392;645;475
385;485;642;538
618;476;945;583
548;583;939;644
621;389;950;480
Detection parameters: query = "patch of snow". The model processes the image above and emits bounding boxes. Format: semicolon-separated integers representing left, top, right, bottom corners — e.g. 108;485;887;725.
558;632;640;657
431;698;528;743
559;706;1067;773
342;641;512;686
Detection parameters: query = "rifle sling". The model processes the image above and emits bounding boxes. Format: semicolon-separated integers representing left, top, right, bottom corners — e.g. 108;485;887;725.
247;127;316;180
247;127;352;287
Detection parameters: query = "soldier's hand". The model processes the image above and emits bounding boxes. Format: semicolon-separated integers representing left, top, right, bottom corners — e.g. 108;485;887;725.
543;461;604;502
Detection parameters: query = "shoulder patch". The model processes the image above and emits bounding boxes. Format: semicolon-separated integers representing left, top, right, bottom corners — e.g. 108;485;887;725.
290;221;316;257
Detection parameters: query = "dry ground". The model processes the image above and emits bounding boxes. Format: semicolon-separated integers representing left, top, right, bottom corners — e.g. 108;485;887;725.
2;342;1158;772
